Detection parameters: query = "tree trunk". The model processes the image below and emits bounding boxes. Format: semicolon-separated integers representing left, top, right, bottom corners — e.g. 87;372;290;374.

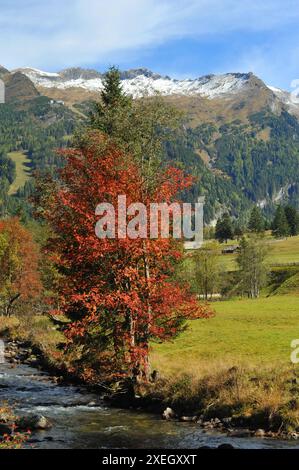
5;293;20;317
142;240;152;381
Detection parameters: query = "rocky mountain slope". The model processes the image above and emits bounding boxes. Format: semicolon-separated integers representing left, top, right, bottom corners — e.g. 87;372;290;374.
1;65;299;223
0;68;39;103
14;66;299;117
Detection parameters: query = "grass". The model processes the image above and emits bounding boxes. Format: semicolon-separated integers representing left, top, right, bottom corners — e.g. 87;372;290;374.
8;151;32;196
274;273;299;295
267;236;299;265
149;295;299;431
0;315;64;359
1;297;299;431
186;234;299;273
152;295;299;375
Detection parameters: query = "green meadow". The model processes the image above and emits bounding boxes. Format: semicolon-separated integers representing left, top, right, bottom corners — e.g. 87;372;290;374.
153;235;299;377
152;295;299;375
8;151;32;195
221;235;299;271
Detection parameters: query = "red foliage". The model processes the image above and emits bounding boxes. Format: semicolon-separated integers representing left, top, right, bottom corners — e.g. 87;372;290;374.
0;218;42;316
44;131;212;379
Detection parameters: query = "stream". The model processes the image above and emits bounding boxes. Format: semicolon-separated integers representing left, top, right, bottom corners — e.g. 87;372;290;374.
0;362;298;449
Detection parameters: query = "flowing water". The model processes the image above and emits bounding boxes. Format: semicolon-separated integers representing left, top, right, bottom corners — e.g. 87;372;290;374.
0;362;298;449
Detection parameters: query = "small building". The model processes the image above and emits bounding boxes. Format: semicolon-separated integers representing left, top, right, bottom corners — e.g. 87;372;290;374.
221;245;239;254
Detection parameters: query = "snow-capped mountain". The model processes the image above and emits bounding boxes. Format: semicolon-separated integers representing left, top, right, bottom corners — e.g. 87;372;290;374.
13;67;273;99
267;85;299;112
9;66;299;118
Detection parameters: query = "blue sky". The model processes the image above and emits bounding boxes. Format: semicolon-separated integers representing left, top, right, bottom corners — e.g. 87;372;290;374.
1;0;299;89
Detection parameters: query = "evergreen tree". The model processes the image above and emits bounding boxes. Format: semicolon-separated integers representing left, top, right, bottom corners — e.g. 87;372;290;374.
100;66;130;108
284;205;299;236
215;213;234;243
272;205;290;238
91;66;132;136
248;206;265;233
234;224;244;240
90;67;182;195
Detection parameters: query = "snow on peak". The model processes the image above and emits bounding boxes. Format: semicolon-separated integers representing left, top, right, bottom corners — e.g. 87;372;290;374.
16;68;60;79
268;84;299;106
14;67;257;100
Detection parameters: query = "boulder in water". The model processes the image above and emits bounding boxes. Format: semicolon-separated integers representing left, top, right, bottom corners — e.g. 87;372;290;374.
162;407;176;420
218;443;234;449
228;429;251;438
180;416;198;422
254;429;266;438
16;414;52;431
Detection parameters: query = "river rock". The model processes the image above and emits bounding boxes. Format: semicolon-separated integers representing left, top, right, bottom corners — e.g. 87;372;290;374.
210;418;222;428
222;417;232;425
254;429;266;437
218;443;234;449
203;421;214;429
180;416;198;422
26;355;39;364
228;429;251;438
16;414;53;431
87;401;97;407
162;407;176;420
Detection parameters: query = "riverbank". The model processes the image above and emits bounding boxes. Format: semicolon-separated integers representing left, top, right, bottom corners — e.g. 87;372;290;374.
2;301;299;442
2;346;299;449
2;338;299;443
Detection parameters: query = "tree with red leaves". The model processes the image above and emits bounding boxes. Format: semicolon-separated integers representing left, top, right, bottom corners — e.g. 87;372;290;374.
41;131;211;382
0;218;41;316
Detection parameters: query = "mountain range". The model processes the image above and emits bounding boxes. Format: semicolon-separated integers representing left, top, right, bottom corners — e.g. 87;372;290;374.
12;67;299;114
1;65;299;224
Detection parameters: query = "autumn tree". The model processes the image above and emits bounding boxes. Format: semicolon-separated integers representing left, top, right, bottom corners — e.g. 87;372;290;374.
38;68;210;382
0;218;41;316
41;132;211;382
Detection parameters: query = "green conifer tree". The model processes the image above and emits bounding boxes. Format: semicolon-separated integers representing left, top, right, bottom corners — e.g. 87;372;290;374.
91;66;132;136
248;206;265;233
215;213;234;243
284;205;299;236
272;205;290;238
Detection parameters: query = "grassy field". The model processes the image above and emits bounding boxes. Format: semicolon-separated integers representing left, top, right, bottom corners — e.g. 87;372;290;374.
152;295;299;376
185;235;299;273
8;151;32;195
267;236;299;265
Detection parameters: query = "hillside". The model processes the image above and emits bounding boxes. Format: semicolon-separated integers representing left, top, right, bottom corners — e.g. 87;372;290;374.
0;68;39;103
1;65;299;223
0;92;79;217
15;67;299;119
7;151;32;196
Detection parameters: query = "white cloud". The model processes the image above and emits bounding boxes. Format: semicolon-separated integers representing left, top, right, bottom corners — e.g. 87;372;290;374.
220;34;299;90
1;0;299;72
